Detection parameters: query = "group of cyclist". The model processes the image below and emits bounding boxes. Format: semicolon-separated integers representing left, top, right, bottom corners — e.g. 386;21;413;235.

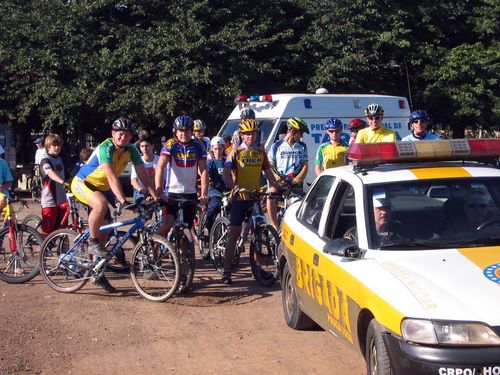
25;103;438;291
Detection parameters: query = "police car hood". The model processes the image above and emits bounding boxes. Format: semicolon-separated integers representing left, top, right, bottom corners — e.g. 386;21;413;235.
372;248;500;324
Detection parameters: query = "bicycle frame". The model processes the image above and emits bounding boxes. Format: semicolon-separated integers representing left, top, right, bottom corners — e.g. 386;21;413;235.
58;213;148;275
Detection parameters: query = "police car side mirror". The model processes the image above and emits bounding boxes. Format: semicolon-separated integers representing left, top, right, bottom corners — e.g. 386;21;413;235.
323;238;360;258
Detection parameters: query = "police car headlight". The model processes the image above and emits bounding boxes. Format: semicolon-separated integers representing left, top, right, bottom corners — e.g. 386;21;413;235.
402;319;500;345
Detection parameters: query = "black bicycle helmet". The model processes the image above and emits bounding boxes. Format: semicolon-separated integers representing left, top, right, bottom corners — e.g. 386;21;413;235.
112;117;135;132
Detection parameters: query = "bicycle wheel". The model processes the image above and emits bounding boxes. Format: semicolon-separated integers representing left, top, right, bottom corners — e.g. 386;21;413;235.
130;234;180;302
178;228;195;294
249;224;280;287
21;214;42;231
0;224;44;283
39;229;91;292
209;216;230;273
195;208;210;260
105;230;136;273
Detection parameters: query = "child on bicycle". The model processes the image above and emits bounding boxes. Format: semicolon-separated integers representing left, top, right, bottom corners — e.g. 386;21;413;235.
39;133;70;235
205;136;227;235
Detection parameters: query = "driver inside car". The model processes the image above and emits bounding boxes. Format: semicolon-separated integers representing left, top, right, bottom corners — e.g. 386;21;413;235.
372;196;403;247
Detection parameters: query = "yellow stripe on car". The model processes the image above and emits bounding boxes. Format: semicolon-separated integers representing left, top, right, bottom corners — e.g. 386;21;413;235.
409;166;472;180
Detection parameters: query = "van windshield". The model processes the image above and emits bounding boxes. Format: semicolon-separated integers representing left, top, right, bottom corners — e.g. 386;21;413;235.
218;118;278;146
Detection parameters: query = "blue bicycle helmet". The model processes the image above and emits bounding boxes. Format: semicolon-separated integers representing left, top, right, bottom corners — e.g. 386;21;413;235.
409;110;429;123
325;118;343;130
173;115;194;130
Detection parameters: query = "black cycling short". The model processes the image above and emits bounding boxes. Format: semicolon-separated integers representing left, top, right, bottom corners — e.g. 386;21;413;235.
164;193;198;228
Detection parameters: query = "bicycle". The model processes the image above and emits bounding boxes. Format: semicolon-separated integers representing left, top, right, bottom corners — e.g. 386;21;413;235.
195;192;230;260
274;178;304;232
0;196;44;283
165;198;198;294
30;167;43;203
39;200;180;302
209;189;281;286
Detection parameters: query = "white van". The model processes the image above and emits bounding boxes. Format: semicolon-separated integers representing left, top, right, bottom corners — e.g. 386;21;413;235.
217;93;411;187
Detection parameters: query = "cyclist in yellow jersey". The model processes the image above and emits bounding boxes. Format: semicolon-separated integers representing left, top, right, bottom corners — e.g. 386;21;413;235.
356;103;396;144
314;118;348;175
220;118;278;284
71;117;158;293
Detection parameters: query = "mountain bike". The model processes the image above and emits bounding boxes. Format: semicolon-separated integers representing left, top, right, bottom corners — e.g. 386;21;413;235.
209;189;280;286
195;192;230;260
39;200;180;302
0;196;44;283
166;198;198;294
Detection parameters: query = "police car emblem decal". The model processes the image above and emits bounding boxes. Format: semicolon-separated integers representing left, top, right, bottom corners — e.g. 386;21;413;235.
483;263;500;284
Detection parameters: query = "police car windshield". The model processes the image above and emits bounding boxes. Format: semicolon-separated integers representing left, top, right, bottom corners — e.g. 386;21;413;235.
367;178;500;249
218;119;277;146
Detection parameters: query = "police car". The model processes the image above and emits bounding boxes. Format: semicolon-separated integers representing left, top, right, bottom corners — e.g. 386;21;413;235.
278;139;500;375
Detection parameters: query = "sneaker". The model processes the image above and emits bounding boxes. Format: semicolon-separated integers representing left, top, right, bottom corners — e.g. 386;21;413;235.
178;275;189;293
88;242;109;258
94;275;117;293
114;249;128;267
221;271;232;285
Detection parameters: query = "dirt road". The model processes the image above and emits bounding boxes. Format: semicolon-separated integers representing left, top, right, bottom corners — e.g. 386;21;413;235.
0;206;365;375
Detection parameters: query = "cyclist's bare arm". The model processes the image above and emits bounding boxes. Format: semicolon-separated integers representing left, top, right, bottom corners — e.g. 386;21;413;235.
134;163;158;200
264;169;278;193
222;166;235;190
294;161;308;185
130;176;143;192
102;163;127;204
155;154;169;197
198;159;209;202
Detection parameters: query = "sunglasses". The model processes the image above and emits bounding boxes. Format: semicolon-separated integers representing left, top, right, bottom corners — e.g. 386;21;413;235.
368;116;381;121
412;119;428;124
327;129;341;133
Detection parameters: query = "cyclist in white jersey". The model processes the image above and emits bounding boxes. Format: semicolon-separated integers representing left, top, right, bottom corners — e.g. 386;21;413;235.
266;117;309;230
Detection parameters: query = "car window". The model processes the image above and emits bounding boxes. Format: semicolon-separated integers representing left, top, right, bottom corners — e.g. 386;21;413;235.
366;178;500;249
298;175;335;231
325;181;357;241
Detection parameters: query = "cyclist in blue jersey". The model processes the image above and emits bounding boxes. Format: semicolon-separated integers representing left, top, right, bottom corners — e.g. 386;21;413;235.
205;136;228;230
155;115;209;288
402;110;440;141
266;117;309;230
71;117;158;292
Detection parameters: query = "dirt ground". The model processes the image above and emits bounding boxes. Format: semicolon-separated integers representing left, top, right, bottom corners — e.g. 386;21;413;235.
0;202;365;375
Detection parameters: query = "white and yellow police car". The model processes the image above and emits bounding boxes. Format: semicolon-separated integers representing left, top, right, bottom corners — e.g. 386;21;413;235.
278;139;500;375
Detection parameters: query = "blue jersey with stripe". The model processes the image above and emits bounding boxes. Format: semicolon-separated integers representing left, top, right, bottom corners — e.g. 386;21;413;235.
268;140;308;178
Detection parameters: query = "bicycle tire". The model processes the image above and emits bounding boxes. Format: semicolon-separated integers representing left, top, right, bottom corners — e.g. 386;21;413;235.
0;224;44;283
249;224;280;287
178;228;195;294
39;229;91;293
130;234;180;302
105;230;136;273
196;209;210;260
209;216;230;273
21;214;42;231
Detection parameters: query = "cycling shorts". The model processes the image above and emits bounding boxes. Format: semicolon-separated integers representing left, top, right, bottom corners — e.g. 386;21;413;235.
164;193;198;229
229;200;254;226
71;177;114;220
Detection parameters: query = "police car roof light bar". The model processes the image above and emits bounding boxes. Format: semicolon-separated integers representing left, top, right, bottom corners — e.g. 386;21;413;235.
347;139;500;166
